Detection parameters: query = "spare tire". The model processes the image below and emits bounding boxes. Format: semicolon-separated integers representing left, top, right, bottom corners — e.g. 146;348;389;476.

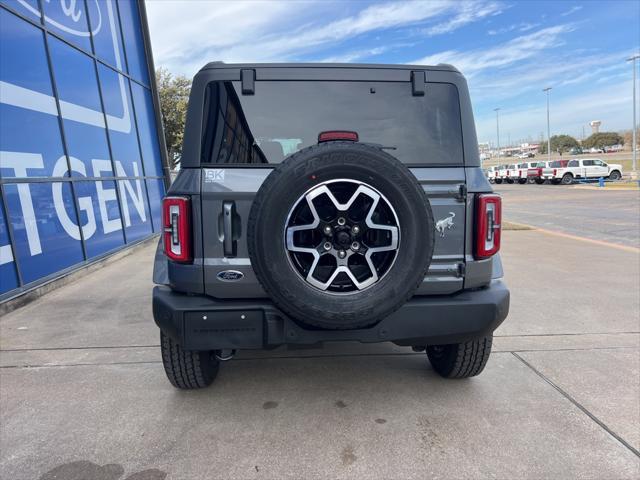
247;142;435;329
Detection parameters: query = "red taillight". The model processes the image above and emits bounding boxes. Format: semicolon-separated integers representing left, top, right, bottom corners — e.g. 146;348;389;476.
475;194;501;260
553;169;557;176
163;196;192;263
318;130;359;143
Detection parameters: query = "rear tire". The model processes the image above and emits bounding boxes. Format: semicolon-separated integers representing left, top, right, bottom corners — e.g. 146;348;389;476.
161;332;220;389
561;173;573;185
506;178;514;184
427;336;493;378
518;178;527;184
534;178;545;185
494;178;503;184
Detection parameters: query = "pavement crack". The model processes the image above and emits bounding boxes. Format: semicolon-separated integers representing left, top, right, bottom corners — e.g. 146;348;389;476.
495;332;640;338
512;352;640;459
0;344;160;352
0;360;162;369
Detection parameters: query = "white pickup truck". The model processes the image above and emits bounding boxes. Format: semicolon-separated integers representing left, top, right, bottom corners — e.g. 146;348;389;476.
554;158;623;185
502;163;519;184
526;161;550;184
494;164;509;184
486;165;499;183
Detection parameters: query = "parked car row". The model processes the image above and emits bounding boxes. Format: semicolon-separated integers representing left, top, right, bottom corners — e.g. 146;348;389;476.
486;158;623;185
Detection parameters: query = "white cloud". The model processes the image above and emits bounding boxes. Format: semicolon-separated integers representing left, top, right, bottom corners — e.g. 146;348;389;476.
423;1;503;36
487;22;539;35
414;24;575;76
317;46;393;63
561;5;583;17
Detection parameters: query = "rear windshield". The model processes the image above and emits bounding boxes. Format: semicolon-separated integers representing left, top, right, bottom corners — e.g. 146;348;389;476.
200;80;463;165
549;161;565;168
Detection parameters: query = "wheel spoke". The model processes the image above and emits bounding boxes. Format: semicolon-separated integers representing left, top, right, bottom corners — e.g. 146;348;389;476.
285;194;321;250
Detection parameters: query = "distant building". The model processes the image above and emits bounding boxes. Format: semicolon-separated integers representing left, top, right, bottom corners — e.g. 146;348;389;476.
590;120;602;134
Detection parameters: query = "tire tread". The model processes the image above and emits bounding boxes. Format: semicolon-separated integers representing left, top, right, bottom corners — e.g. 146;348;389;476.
427;336;492;379
160;332;219;389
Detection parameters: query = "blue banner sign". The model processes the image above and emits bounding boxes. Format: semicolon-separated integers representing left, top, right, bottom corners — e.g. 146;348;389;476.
0;0;165;295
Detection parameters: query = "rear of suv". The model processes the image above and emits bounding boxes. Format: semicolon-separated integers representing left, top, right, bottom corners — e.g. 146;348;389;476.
153;63;510;389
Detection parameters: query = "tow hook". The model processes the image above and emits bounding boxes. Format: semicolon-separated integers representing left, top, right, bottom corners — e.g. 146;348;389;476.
215;349;237;361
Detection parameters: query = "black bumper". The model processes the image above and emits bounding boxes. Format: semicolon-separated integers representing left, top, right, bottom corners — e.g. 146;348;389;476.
153;281;510;350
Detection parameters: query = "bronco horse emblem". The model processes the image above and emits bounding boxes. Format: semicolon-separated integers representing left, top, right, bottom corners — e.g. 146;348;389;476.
435;212;456;237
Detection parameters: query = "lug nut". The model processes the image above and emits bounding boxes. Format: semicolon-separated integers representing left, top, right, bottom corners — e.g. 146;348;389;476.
323;225;332;235
337;217;346;226
323;242;332;251
351;241;360;251
338;249;346;259
352;225;360;235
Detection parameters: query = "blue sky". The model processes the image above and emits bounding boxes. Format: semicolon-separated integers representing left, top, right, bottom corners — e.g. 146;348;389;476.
146;0;640;146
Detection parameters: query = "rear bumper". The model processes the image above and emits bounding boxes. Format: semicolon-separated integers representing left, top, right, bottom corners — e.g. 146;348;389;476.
153;280;510;350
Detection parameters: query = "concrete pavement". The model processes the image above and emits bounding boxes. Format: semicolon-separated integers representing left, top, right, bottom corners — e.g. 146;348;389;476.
1;217;639;478
495;183;640;248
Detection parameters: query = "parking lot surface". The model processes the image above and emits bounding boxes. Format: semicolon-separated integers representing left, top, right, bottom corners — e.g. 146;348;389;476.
1;190;639;479
495;183;640;248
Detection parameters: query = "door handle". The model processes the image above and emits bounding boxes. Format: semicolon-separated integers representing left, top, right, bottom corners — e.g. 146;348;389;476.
222;201;237;257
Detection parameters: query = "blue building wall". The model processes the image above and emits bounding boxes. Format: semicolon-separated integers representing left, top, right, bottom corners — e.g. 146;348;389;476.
0;0;166;299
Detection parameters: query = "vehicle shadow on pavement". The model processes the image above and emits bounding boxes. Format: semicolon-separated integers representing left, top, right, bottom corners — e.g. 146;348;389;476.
39;460;166;480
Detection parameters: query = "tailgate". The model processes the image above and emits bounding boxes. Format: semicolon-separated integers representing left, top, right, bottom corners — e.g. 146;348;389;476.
200;167;466;299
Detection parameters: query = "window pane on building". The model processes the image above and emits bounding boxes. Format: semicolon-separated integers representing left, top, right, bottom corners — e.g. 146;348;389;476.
87;0;127;73
117;178;151;242
0;10;67;178
48;35;114;177
117;0;149;85
41;0;92;52
146;178;165;233
131;82;163;177
4;182;84;284
73;179;124;258
0;198;19;294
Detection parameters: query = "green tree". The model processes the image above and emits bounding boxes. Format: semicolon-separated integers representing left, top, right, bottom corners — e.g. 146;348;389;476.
156;67;191;169
582;132;624;150
538;134;579;154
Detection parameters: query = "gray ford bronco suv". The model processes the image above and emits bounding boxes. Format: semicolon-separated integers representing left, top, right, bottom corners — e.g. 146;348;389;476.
153;63;509;389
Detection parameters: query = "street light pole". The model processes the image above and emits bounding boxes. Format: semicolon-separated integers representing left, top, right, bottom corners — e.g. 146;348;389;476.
543;87;552;162
628;54;640;173
494;108;501;161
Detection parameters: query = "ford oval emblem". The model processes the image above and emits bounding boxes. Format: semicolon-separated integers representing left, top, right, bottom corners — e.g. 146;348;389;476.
217;270;244;282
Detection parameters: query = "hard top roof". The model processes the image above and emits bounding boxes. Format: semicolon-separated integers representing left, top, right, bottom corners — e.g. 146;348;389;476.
199;62;460;73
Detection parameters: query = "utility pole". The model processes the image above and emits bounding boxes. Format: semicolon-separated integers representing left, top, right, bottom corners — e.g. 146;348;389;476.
543;87;552;162
494;108;501;161
628;54;640;172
